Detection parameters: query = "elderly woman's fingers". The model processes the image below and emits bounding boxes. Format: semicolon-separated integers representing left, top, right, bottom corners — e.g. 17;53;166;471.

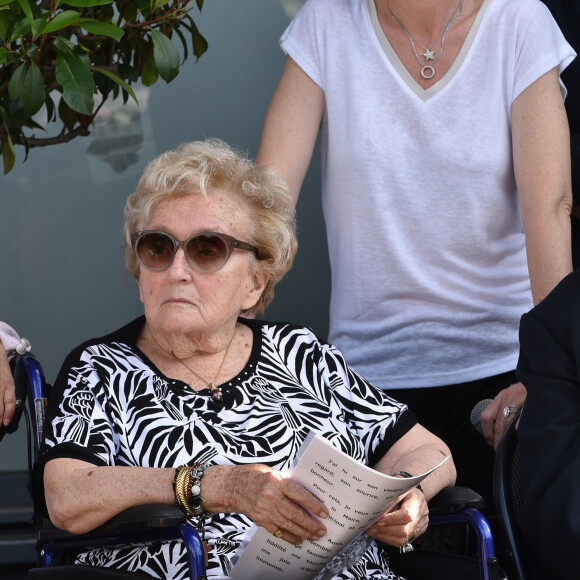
264;518;321;545
367;489;429;547
260;480;328;543
225;465;328;544
269;495;327;542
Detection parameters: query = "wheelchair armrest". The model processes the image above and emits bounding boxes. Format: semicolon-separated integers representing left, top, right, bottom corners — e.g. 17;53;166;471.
39;504;187;552
428;486;486;516
37;504;207;577
93;503;186;533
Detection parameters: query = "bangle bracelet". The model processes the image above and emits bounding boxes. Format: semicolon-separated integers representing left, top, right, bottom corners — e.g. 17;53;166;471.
392;470;414;478
173;461;212;536
172;466;184;507
392;470;423;494
189;462;210;517
175;466;194;515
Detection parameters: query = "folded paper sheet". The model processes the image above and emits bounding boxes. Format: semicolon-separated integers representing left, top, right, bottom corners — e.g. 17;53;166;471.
231;432;449;579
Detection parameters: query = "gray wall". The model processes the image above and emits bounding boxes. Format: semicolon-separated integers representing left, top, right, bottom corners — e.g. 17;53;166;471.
0;0;329;471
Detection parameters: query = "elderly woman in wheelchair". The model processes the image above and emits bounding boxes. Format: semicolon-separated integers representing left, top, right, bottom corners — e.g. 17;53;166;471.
33;139;456;579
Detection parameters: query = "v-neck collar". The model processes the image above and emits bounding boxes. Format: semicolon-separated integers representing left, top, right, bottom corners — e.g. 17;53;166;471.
366;0;491;101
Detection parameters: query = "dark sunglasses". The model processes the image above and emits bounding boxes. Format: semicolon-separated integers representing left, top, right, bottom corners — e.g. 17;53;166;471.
131;230;261;273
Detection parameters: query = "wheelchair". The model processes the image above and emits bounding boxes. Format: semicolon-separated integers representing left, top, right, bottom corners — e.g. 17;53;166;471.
492;413;528;580
4;351;512;579
4;352;206;580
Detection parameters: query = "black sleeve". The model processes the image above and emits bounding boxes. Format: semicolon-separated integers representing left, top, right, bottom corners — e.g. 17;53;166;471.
516;270;580;578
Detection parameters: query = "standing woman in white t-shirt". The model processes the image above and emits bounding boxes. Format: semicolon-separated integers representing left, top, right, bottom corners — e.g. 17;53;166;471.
257;0;575;506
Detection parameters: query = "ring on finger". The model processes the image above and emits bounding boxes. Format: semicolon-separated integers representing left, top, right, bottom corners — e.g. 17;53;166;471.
502;404;520;418
400;541;414;554
399;533;414;554
274;529;284;539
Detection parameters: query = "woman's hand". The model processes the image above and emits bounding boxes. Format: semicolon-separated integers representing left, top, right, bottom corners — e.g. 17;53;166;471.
203;464;328;545
480;382;526;449
366;488;428;548
0;345;16;427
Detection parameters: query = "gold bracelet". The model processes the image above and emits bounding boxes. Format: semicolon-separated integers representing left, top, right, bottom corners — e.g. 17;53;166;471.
175;466;194;515
172;466;185;507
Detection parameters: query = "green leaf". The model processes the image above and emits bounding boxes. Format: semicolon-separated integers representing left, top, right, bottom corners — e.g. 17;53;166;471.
8;62;26;101
92;66;137;103
3;105;27;129
56;0;113;6
0;12;8;41
21;62;45;117
185;15;208;60
16;0;44;37
23;118;45;131
141;57;158;87
134;0;151;13
78;18;124;42
150;28;179;83
57;97;78;130
44;94;56;123
0;0;15;7
152;0;170;9
36;10;81;37
0;47;6;65
1;137;16;174
56;52;94;115
14;0;42;35
53;36;77;54
9;18;31;43
118;62;139;83
0;108;16;174
174;27;189;63
16;0;33;26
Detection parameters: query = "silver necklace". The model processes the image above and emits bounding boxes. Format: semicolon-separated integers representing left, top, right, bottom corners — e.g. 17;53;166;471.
389;0;464;80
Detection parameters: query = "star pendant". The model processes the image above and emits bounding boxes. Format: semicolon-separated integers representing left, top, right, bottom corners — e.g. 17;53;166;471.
423;48;435;61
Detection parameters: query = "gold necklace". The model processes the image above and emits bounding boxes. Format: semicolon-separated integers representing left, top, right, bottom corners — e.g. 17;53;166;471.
151;329;236;402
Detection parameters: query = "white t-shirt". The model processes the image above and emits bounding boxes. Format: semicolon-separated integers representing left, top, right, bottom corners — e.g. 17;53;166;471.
281;0;575;389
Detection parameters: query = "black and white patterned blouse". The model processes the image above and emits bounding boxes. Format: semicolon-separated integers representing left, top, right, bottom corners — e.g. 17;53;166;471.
36;316;415;579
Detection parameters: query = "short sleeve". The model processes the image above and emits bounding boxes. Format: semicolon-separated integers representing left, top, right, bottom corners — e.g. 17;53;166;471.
279;0;334;90
511;0;576;101
40;349;118;466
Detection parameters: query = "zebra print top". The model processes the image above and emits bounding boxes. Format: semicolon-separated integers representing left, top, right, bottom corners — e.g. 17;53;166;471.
36;316;415;579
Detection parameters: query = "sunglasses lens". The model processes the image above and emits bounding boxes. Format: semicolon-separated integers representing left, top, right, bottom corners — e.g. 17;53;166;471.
186;234;229;272
136;233;175;270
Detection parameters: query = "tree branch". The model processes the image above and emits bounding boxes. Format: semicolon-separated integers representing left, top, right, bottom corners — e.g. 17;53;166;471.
12;125;91;148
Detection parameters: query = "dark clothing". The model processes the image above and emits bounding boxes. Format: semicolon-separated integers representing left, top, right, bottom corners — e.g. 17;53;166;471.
540;0;580;193
540;1;580;267
390;371;517;511
516;268;580;580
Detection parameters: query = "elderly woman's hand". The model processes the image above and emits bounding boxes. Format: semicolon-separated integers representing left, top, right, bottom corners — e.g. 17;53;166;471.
203;464;328;545
366;488;428;548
